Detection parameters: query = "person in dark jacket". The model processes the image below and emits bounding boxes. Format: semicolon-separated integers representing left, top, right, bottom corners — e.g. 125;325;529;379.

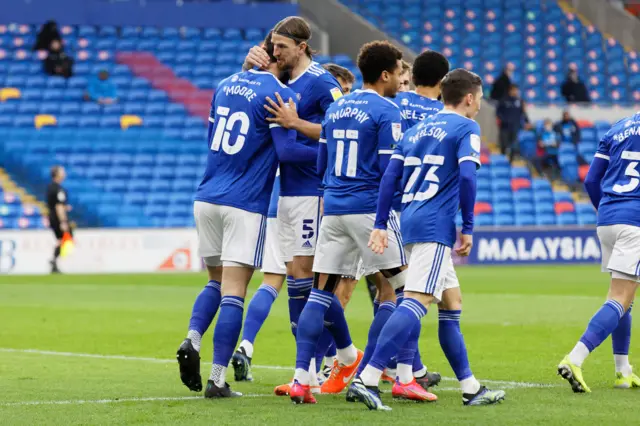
554;110;581;146
43;39;74;79
33;20;61;52
490;64;513;102
497;84;528;163
561;67;590;103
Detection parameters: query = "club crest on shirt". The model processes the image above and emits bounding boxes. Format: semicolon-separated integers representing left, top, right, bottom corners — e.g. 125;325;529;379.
392;123;402;142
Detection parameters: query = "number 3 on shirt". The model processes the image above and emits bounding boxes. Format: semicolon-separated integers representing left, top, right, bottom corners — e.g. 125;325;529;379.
402;155;445;203
613;151;640;194
334;129;358;177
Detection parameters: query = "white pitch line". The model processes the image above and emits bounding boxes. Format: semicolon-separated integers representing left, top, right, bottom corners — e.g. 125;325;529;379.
0;347;557;389
0;394;271;407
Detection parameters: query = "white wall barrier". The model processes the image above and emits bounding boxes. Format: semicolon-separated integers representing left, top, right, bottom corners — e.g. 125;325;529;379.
0;228;200;275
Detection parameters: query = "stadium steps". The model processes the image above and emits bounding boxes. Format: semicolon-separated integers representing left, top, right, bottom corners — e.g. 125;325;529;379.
116;52;213;122
0;167;48;213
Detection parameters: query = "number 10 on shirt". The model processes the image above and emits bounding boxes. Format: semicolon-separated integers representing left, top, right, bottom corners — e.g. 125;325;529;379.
334;129;358;178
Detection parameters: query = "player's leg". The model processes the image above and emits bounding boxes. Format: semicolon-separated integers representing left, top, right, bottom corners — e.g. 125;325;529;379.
349;243;450;410
612;302;638;388
438;271;505;405
50;223;63;273
232;217;286;382
289;215;360;404
177;201;224;392
205;205;266;399
559;225;640;393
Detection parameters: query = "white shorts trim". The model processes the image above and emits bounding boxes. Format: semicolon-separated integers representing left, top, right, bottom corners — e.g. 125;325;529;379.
194;201;266;269
597;224;640;282
313;212;405;276
277;196;321;262
404;243;460;302
261;217;286;275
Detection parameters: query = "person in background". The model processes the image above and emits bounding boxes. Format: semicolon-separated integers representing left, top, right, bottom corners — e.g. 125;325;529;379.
554;110;581;146
537;119;561;181
490;63;514;102
33;20;61;52
496;84;528;163
43;39;74;79
84;70;118;104
398;60;411;92
46;166;72;274
561;66;590;103
322;63;355;94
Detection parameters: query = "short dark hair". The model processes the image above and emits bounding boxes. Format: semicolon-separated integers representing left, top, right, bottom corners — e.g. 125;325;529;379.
262;30;277;63
273;16;313;57
412;50;449;87
357;41;403;84
322;63;355;83
50;165;62;179
440;68;483;106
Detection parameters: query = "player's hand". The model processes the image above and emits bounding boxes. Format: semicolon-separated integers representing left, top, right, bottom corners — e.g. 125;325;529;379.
243;45;270;70
455;233;473;257
265;93;299;129
60;221;69;233
368;229;388;255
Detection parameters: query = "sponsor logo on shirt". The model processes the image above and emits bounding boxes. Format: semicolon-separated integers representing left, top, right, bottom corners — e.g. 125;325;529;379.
330;87;343;101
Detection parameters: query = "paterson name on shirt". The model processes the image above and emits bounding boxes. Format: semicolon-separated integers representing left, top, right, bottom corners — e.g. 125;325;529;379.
398;110;481;248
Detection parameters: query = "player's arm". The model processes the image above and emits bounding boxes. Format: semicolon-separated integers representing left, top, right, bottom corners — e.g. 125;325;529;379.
584;135;611;209
456;123;482;256
54;192;69;232
317;122;328;175
265;92;323;140
207;92;217;146
270;125;317;163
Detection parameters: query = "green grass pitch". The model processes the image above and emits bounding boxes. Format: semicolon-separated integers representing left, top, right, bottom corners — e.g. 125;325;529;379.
0;265;638;425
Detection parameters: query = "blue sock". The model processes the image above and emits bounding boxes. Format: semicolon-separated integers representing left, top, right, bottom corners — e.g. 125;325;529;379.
287;276;311;338
188;280;221;335
439;309;472;380
295;288;332;372
326;341;337;359
325;294;353;349
373;299;380;316
212;296;245;367
386;288;404;370
412;347;425;374
369;299;427;371
241;284;279;345
315;329;334;373
358;301;395;375
396;321;421;374
613;303;633;355
580;300;625;352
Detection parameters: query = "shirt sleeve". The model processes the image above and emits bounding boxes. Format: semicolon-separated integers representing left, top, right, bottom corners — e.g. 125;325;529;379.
595;130;611;161
317;121;328;176
207;92;216;148
377;106;403;172
315;74;343;114
456;121;482;169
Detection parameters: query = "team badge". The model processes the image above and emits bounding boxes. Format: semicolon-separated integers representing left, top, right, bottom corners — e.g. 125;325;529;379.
392;123;402;142
470;134;481;152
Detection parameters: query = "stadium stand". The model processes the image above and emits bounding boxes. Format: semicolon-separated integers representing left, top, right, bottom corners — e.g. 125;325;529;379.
0;4;608;228
0;23;360;229
339;0;638;104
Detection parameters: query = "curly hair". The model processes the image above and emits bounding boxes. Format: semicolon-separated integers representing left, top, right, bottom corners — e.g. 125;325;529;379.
357;41;403;84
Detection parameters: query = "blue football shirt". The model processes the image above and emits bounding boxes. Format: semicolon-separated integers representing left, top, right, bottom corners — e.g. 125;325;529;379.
195;70;297;216
397;110;482;247
392;91;444;131
595;113;640;228
320;89;403;215
267;174;280;219
281;62;343;197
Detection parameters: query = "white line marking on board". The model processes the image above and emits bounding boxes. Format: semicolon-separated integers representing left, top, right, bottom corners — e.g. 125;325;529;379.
0;347;557;389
